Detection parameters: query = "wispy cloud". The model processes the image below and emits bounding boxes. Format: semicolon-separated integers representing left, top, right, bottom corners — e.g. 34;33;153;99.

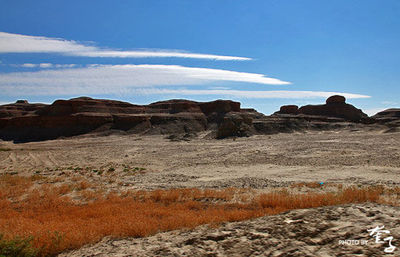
0;64;370;100
20;63;37;68
17;63;77;68
0;32;251;60
134;89;371;99
0;32;96;53
0;64;290;96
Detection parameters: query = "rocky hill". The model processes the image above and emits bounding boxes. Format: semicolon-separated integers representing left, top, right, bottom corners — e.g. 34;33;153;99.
274;95;369;122
0;97;254;142
0;96;397;142
372;108;400;127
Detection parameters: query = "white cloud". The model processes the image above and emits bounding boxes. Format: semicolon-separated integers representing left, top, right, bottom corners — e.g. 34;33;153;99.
0;64;370;100
71;50;251;60
17;63;78;68
0;64;290;96
55;64;77;68
208;86;231;90
0;32;251;60
134;89;371;99
21;63;37;68
39;63;53;68
0;32;96;53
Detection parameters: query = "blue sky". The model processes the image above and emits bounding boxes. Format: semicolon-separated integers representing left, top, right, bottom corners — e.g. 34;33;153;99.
0;0;399;115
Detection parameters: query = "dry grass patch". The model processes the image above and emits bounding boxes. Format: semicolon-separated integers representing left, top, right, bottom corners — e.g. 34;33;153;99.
0;174;33;200
290;181;323;189
0;175;397;256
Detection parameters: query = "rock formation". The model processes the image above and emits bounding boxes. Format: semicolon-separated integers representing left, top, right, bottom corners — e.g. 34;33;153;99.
372;108;400;127
1;95;396;142
278;105;299;115
275;95;368;122
0;100;47;118
299;95;368;122
325;95;346;104
0;97;254;142
373;108;400;120
216;113;253;139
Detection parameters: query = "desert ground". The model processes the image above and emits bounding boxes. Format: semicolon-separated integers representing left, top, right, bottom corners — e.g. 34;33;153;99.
1;127;399;256
1;128;400;190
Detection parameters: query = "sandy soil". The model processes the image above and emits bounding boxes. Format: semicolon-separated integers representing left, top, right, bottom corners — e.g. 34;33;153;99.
1;128;400;256
1;128;399;190
59;203;400;257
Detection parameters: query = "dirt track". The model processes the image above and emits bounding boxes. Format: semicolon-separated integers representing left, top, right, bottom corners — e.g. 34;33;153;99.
1;128;399;190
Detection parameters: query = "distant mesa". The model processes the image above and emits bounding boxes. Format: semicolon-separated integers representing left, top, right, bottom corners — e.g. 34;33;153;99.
373;108;400;119
0;97;249;142
15;100;29;104
275;95;368;122
372;108;400;127
0;95;398;142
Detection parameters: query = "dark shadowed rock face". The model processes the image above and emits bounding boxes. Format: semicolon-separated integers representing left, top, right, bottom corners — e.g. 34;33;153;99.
16;100;29;104
148;99;202;114
0;101;47;118
372;108;400;126
198;100;242;127
298;103;368;122
373;108;400;119
216;113;253;139
0;95;391;142
326;95;346;104
272;96;376;129
0;97;249;142
295;96;368;122
279;105;299;114
36;97;146;116
199;100;241;115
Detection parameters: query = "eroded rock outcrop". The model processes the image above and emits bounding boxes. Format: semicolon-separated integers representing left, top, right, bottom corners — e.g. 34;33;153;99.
0;97;252;142
275;95;368;122
372;108;400;127
1;95;391;142
373;108;400;120
0;100;47;118
325;95;346;104
216;113;253;139
279;105;299;115
299;96;368;122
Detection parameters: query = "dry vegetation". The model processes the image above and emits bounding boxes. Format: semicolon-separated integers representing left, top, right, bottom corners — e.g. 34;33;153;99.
0;174;399;256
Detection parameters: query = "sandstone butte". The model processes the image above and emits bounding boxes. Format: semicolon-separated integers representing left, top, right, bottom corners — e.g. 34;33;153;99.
0;95;398;142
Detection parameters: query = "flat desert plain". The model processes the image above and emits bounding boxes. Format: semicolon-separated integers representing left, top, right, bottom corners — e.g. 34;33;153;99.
1;128;399;256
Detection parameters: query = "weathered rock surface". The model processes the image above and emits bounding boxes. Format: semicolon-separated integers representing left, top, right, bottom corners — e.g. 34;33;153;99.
372;108;400;127
275;96;368;122
326;95;346;104
216;113;253;139
0;100;47;118
299;99;368;122
0;97;252;142
1;95;396;142
279;105;299;114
